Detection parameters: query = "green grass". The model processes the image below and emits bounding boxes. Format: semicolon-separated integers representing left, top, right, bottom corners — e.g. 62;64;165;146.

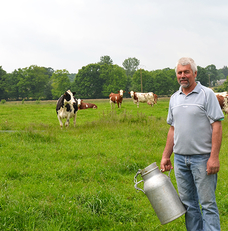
0;98;228;230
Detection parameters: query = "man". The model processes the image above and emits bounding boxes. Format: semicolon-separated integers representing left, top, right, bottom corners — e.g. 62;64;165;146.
160;57;224;231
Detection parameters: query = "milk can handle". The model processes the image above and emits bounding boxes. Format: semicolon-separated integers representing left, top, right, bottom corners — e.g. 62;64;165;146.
134;170;145;193
160;168;172;178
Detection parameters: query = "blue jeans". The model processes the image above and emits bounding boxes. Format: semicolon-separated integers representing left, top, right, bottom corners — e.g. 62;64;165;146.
174;154;220;231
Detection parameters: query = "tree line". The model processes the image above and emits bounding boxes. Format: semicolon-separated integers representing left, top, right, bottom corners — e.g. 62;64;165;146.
1;56;228;101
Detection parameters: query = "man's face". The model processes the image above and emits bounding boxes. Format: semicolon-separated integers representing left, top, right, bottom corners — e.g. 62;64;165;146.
176;64;197;89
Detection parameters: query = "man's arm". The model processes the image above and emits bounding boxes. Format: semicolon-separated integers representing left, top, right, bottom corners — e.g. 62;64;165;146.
207;121;222;175
160;126;174;172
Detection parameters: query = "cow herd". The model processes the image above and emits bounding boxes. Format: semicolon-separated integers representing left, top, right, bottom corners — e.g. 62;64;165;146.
56;89;228;129
56;89;158;128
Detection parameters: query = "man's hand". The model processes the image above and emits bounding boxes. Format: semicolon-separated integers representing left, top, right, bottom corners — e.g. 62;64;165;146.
206;156;220;175
160;158;173;172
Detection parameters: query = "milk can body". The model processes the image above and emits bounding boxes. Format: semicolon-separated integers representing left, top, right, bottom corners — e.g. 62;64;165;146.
134;162;186;225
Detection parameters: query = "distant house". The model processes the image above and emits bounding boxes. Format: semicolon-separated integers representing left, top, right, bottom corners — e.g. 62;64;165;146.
216;79;226;86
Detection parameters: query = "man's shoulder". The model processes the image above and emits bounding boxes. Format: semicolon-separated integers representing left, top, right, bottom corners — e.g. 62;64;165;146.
199;85;216;100
197;82;214;94
171;89;180;97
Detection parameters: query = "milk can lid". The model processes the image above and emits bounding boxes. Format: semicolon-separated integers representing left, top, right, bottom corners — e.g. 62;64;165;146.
140;162;158;176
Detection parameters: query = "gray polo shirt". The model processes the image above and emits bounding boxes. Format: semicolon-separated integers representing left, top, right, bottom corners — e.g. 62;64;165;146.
167;81;224;155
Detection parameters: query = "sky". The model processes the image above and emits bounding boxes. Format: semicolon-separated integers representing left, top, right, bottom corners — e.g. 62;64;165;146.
1;0;228;74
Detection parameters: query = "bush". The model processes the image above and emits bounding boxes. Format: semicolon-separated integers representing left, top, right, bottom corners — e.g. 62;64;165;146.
1;99;6;104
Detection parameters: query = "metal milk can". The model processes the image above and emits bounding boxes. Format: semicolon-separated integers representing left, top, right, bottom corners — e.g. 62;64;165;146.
134;162;186;225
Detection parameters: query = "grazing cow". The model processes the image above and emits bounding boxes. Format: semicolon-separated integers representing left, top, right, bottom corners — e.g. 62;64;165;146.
56;90;78;128
78;99;97;110
216;94;228;115
129;91;156;108
109;90;125;109
147;93;158;105
154;93;158;104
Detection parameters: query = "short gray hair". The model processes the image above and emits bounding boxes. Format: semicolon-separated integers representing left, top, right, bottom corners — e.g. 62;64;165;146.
175;57;197;74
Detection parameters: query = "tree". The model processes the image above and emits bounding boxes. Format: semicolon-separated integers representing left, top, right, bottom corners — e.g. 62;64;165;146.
222;76;228;91
217;73;225;82
196;66;208;87
16;65;51;100
132;69;151;92
205;64;218;87
0;66;7;100
44;67;54;77
72;63;127;99
29;65;51;99
98;55;113;65
151;70;174;95
72;64;103;98
6;70;21;100
122;57;140;78
51;69;71;99
100;64;127;96
42;67;54;100
216;75;228;92
68;73;76;82
220;66;228;78
131;68;177;95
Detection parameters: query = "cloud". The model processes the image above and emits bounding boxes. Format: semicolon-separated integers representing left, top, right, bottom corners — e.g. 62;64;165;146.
1;0;228;73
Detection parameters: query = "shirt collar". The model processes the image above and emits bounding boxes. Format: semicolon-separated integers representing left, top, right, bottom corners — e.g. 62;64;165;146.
178;81;201;95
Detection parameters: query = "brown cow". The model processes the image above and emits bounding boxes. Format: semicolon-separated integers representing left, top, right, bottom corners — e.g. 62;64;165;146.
214;91;227;97
216;94;228;114
78;99;97;110
147;93;158;105
154;93;158;104
109;89;125;109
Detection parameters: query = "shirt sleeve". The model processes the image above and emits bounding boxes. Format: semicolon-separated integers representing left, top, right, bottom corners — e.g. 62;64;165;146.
167;97;174;126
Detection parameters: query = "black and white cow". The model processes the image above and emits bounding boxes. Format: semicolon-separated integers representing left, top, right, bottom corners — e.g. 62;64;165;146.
56;90;78;128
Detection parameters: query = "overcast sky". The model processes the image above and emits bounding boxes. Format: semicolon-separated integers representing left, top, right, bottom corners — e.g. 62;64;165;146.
1;0;228;74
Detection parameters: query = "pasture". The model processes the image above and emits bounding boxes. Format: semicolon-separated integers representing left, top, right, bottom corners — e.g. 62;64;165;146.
0;98;228;230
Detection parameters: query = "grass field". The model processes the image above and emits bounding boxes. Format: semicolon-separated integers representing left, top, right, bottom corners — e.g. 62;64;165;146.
0;98;228;230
